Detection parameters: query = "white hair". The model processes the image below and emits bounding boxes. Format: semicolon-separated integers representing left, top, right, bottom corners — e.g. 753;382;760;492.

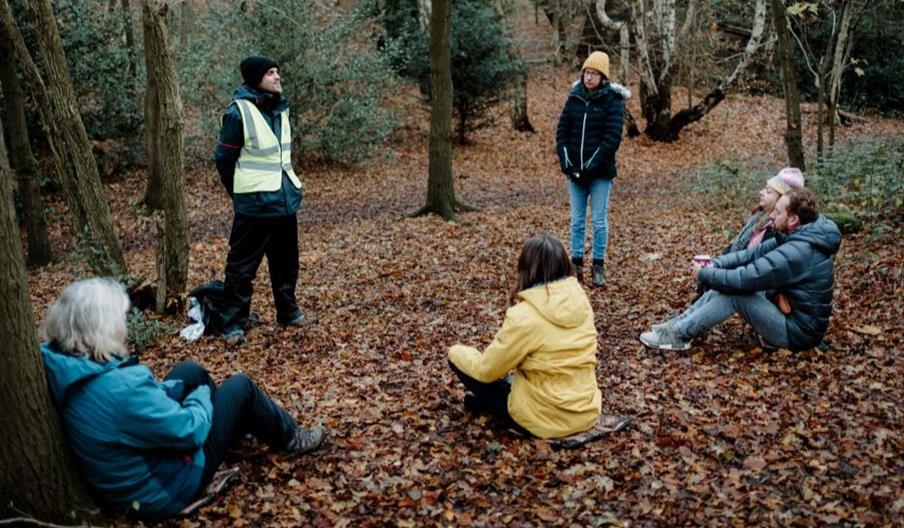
42;278;131;362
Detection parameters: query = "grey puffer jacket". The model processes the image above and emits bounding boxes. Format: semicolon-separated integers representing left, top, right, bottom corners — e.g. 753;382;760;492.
698;215;842;350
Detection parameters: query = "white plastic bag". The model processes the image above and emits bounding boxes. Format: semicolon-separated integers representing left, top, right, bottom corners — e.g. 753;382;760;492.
179;297;206;342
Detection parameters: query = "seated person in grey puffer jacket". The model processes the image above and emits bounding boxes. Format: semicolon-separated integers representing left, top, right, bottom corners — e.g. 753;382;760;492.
641;188;841;352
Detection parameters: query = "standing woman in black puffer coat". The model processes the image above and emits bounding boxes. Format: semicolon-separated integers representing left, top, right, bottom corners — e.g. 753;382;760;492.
556;51;630;287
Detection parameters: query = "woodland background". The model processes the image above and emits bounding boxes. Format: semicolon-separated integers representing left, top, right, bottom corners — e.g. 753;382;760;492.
1;0;902;526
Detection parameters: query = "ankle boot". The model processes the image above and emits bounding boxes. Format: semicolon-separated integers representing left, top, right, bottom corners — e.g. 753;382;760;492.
571;257;584;285
591;261;606;287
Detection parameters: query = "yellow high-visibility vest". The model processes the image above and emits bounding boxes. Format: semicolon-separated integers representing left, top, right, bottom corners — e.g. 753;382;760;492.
231;99;301;194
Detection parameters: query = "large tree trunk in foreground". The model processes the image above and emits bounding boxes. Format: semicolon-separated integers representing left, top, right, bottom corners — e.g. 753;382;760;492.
0;114;94;523
0;36;53;267
411;0;460;221
143;0;189;305
771;0;806;171
0;0;127;276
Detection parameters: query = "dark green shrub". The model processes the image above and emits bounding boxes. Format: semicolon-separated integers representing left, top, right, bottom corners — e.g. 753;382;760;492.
55;0;144;172
127;307;166;353
688;135;903;238
180;0;398;165
380;0;522;143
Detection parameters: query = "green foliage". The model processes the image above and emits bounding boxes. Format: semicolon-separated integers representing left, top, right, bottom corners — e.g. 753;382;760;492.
380;0;522;142
181;0;398;164
807;135;904;221
777;1;903;115
71;226;117;276
55;0;144;171
126;307;166;353
687;135;903;234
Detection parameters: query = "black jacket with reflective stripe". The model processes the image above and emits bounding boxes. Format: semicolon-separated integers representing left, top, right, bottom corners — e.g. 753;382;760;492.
214;84;302;218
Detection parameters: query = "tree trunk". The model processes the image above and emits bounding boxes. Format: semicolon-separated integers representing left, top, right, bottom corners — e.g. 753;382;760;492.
641;74;675;141
179;0;192;50
828;0;854;152
412;0;458;221
537;0;568;64
121;0;138;79
815;5;840;160
494;0;534;133
509;75;535;133
0;36;53;267
0;0;127;276
0;114;95;523
595;0;639;136
143;0;189;305
770;0;806;170
141;38;165;210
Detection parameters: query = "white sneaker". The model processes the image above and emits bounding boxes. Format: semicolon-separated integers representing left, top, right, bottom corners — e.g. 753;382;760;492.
639;328;691;351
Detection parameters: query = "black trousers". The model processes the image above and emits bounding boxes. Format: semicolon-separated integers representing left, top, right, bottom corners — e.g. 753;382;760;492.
449;362;533;437
220;213;300;330
163;361;298;487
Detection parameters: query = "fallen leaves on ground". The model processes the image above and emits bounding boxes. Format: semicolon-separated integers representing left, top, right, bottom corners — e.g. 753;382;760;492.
24;64;903;527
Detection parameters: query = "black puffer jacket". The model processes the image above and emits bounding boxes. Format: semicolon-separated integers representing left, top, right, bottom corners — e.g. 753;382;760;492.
699;215;842;350
555;81;628;182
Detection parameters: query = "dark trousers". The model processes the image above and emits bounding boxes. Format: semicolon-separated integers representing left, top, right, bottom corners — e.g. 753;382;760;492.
163;361;298;487
220;213;300;330
449;362;533;437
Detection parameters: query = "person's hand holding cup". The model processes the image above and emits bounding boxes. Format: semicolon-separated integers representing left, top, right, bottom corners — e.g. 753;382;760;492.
691;254;711;280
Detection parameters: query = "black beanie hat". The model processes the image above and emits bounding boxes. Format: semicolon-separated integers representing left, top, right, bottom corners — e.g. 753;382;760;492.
240;56;279;88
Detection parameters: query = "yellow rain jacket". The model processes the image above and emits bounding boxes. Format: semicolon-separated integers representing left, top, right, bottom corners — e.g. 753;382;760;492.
448;277;601;439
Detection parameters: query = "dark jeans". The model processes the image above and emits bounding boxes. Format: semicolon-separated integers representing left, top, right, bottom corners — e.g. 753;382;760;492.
449;362;533;437
163;361;297;487
220;213;301;330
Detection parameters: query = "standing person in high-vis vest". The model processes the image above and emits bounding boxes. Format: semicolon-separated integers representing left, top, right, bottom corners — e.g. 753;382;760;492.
214;56;312;345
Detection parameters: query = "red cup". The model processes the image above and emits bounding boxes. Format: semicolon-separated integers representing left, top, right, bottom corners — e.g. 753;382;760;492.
692;254;712;267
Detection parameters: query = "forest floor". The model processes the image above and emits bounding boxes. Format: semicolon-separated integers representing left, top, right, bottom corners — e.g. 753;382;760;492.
26;64;904;526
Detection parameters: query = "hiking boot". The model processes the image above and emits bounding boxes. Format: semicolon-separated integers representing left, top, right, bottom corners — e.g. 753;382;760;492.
591;263;606;287
280;311;318;327
222;328;246;346
639;328;691;351
574;265;584;285
285;426;325;456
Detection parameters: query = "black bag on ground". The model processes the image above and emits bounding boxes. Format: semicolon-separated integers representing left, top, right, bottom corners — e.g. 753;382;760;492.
187;280;227;335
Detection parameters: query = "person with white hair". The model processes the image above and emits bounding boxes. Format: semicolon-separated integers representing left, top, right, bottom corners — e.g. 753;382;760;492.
39;278;325;520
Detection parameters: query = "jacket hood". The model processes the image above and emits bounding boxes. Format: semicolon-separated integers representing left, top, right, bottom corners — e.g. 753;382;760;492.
233;84;288;113
781;215;842;255
517;277;588;328
569;80;631;101
40;343;123;406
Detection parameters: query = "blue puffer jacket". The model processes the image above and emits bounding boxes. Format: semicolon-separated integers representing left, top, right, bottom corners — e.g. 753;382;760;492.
698;215;842;350
41;345;213;520
555;81;628;183
215;84;303;218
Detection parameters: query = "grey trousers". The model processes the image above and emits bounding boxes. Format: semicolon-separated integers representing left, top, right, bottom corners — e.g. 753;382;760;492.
673;289;790;348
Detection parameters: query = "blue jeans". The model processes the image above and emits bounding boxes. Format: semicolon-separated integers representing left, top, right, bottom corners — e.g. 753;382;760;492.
568;178;613;260
672;290;791;348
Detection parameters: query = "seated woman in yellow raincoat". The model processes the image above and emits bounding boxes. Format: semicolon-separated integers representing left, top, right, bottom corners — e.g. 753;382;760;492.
448;235;602;439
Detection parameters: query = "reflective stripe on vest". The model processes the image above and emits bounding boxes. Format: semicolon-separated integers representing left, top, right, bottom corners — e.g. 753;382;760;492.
231;99;301;194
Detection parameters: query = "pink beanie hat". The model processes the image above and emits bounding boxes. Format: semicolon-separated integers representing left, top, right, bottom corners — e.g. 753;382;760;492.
767;167;805;195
